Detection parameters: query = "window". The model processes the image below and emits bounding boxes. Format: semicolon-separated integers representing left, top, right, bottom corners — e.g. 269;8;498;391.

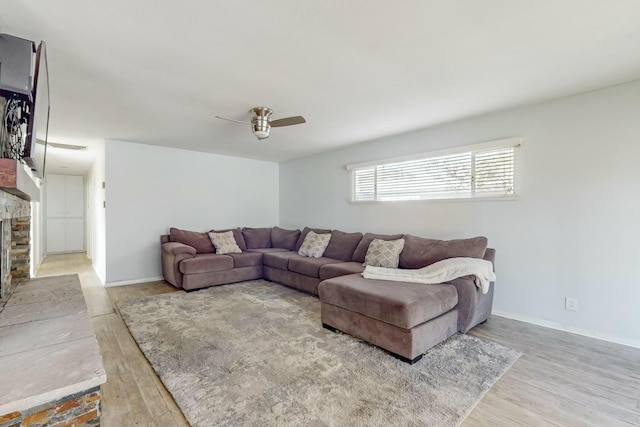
348;137;521;202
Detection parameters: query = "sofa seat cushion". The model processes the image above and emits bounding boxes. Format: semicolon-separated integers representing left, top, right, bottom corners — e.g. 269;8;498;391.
319;262;364;280
263;251;303;270
318;274;458;329
246;248;290;254
179;254;234;274
228;252;264;268
288;257;342;278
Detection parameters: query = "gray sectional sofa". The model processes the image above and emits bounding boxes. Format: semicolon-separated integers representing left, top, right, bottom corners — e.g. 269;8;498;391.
161;226;495;363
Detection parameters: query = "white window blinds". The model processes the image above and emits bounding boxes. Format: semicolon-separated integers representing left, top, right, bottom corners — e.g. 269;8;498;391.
348;138;520;202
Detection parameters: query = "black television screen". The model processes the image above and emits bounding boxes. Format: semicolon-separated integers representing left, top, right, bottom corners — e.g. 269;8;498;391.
23;41;49;178
0;33;33;100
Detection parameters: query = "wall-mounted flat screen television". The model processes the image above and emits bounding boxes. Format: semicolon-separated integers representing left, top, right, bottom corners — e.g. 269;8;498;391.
0;34;49;178
23;41;49;178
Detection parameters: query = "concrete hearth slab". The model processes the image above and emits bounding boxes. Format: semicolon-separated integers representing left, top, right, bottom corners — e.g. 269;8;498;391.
0;312;94;357
0;274;107;415
6;285;82;306
0;337;106;415
0;294;86;326
13;275;82;293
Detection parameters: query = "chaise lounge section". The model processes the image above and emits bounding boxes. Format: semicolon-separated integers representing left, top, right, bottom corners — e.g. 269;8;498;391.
161;225;495;362
319;274;459;363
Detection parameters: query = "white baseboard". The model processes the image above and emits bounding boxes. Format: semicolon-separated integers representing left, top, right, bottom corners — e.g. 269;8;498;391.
492;310;640;349
105;276;164;287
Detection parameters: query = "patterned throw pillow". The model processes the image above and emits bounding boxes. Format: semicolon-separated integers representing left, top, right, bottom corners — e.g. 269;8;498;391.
208;231;242;254
364;238;405;268
297;231;331;258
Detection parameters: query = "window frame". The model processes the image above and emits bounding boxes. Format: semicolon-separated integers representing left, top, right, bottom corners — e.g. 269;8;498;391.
347;137;522;204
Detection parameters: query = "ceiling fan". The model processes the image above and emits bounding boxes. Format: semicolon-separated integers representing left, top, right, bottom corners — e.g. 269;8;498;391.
215;107;306;140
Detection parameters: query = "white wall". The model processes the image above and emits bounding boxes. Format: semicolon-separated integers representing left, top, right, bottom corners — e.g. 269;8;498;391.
104;140;279;285
30;197;44;277
280;80;640;347
30;177;45;276
87;140;106;284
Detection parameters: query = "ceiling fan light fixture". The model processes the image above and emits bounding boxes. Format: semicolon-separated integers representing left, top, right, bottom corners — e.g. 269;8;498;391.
251;111;271;139
253;129;270;139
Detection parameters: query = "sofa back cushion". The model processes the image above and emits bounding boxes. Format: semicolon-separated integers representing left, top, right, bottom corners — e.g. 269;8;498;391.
242;227;273;249
352;232;404;263
271;227;301;250
398;235;488;269
211;228;247;251
323;230;363;262
169;227;214;254
295;227;332;251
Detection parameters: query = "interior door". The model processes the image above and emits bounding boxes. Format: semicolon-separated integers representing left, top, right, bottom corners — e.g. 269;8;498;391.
65;176;84;218
46;218;67;253
45;174;85;253
65;218;85;251
46;174;67;218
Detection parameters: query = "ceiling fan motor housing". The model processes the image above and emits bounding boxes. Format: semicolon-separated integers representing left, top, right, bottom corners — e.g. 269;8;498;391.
251;107;272;139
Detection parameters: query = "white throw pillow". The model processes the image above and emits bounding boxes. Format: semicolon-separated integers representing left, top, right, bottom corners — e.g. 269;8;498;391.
208;231;242;254
363;238;405;268
298;231;331;258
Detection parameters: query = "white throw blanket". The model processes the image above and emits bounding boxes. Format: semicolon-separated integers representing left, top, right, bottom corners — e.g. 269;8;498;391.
362;257;496;294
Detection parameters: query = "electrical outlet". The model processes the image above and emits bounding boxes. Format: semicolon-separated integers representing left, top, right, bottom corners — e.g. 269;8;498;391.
565;297;578;311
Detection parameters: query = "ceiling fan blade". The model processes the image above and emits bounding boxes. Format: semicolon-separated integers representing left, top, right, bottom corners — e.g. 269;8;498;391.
269;116;306;127
214;115;251;125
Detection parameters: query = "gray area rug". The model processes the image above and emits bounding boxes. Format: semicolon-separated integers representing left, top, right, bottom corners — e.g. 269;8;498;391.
118;280;520;427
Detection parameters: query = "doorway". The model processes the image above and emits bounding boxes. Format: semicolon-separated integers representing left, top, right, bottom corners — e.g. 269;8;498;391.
45;174;85;253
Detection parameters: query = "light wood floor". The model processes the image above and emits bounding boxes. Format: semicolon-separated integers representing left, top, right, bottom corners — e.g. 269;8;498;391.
37;253;640;427
37;253;189;427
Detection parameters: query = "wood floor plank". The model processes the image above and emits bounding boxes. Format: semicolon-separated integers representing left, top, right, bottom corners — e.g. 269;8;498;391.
37;254;188;427
467;317;640;427
36;253;640;427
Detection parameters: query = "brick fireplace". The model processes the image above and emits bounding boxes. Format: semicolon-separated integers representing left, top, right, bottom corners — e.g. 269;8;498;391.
0;189;31;310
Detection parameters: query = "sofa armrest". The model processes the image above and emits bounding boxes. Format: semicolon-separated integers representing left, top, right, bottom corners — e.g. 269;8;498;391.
449;248;496;333
162;242;197;256
161;242;196;288
483;248;496;265
449;277;494;333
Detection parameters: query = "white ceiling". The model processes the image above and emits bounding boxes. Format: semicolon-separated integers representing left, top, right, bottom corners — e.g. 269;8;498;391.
2;0;640;171
41;137;101;176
